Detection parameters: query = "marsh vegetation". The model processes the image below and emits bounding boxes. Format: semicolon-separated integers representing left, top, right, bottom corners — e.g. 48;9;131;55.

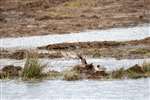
1;55;150;81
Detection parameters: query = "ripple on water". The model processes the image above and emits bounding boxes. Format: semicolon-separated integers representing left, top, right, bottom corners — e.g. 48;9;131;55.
1;78;150;100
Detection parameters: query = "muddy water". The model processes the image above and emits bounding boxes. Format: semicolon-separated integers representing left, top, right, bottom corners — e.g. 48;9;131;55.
1;58;150;71
1;78;150;100
0;24;149;48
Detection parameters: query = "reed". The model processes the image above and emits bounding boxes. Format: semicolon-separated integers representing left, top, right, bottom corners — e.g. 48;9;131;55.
22;52;44;79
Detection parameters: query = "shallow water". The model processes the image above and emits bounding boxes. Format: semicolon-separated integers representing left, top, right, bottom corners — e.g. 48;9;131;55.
1;78;150;100
0;25;150;48
1;25;150;100
1;58;150;71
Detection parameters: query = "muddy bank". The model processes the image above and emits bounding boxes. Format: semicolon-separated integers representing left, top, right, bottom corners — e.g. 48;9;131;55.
63;61;150;80
37;37;150;59
39;37;150;50
0;65;22;79
0;0;149;37
0;49;63;60
1;37;150;59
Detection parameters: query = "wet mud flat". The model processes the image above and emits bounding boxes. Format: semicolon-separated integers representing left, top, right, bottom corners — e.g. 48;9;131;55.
1;37;150;60
0;23;150;60
0;24;150;59
38;37;150;59
0;0;150;37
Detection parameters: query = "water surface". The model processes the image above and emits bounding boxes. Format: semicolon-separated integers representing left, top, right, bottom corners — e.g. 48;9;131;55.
0;25;149;48
1;25;150;100
1;78;150;100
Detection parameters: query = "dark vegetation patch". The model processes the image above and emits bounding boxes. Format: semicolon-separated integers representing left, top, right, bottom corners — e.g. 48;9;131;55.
38;41;125;50
129;48;150;55
0;49;63;59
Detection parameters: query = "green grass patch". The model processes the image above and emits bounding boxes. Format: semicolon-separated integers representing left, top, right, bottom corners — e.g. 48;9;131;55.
142;62;150;76
125;70;145;79
22;55;44;80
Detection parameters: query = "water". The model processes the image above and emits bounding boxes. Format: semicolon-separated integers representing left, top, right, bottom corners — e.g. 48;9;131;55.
1;78;150;100
1;58;150;71
0;24;149;48
1;24;150;100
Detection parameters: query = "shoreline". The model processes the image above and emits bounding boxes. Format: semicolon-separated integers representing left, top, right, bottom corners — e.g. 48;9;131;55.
0;22;149;38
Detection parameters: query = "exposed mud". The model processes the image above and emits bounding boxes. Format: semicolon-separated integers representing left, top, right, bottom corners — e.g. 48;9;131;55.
37;37;150;59
0;37;150;59
0;49;63;59
0;0;149;37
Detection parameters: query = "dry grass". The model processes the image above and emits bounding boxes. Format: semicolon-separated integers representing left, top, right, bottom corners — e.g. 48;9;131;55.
62;69;81;81
63;0;98;8
142;62;150;76
110;68;125;79
46;71;62;79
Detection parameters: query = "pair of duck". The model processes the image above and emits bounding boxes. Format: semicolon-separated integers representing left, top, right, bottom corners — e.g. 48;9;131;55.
77;55;106;72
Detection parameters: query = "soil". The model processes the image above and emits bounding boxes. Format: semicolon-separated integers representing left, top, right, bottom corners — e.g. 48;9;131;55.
0;0;149;37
